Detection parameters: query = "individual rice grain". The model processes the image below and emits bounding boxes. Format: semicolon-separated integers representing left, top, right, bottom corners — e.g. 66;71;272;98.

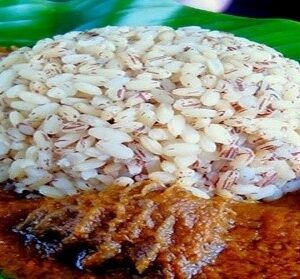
125;79;160;91
61;54;94;65
231;184;262;195
140;135;163;155
5;85;27;98
75;74;107;86
114;176;134;186
106;87;125;101
99;142;134;160
39;186;65;199
173;98;201;110
0;69;16;92
37;149;53;170
72;158;105;172
172;87;203;97
206;58;224;76
112;121;144;133
200;90;220;106
58;105;80;121
10;101;37;111
194;118;211;129
9;111;24;127
74;82;102;96
148;171;176;184
74;103;102;116
119;52;143;70
29;80;49;94
18;69;46;82
156;103;174;124
17;123;35;136
73;179;93;191
269;160;296;181
216;170;239;190
148;129;172;142
80;114;109;127
29;103;59;120
54;133;83;148
174;155;198;169
88;127;132;143
285;129;300;147
179;184;210;199
25;146;39;161
150;89;174;104
248;185;280;200
163;143;200;157
181;108;217;118
42;114;61;134
0;135;10;156
47;87;70;99
204;124;232;145
161;160;178;173
76;137;96;153
33;130;53;148
8;159;35;180
46;73;73;87
198;132;217;152
167;115;186;137
181;125;200;143
18;91;50;104
138;109;157;127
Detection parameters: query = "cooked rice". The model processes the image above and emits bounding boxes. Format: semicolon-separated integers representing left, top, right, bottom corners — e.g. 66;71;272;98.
0;26;300;201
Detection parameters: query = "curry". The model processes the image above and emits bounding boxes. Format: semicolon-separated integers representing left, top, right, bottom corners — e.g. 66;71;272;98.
0;186;299;279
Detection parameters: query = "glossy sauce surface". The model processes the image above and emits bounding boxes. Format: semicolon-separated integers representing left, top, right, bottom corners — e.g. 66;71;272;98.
0;189;299;279
201;194;300;279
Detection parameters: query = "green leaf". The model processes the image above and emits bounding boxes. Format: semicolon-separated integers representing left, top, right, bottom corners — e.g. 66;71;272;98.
0;271;10;279
0;0;300;61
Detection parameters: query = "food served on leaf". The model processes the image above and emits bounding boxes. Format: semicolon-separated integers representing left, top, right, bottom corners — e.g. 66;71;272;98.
0;26;300;279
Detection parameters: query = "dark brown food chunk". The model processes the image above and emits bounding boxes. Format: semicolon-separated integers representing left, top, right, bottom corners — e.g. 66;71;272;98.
17;181;234;279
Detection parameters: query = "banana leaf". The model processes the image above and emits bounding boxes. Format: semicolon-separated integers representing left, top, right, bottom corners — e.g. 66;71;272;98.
0;0;300;61
0;271;10;279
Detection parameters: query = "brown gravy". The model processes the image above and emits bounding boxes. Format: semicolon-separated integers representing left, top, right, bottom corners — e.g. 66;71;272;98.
0;189;299;279
201;194;300;279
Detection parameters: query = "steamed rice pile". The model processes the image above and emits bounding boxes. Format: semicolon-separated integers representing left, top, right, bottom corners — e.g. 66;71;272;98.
0;26;300;201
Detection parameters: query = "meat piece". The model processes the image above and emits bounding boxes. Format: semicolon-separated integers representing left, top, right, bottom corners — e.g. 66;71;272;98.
16;181;234;279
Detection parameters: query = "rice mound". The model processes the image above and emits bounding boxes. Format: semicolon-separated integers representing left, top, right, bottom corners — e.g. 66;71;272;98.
0;26;300;200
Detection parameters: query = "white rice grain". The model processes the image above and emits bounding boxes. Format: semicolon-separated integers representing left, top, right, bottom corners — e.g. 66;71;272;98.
100;142;134;160
140;135;163;155
88;127;132;143
18;91;50;104
163;143;200;157
204;124;232;145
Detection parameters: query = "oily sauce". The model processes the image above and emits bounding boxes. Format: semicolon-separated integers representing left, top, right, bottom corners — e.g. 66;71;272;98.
0;189;299;279
15;183;234;278
201;194;300;279
0;190;96;279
